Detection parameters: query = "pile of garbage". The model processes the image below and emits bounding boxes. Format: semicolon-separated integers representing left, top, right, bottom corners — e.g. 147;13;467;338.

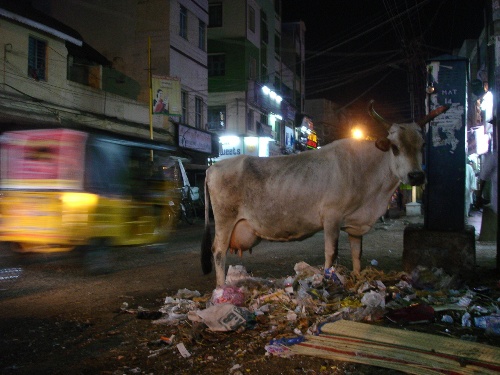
122;262;500;358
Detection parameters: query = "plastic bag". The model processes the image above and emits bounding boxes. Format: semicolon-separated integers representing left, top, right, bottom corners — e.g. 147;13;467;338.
211;285;246;306
225;265;250;285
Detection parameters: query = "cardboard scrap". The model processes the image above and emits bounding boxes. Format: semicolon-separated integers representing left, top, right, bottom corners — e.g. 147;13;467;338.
290;320;500;375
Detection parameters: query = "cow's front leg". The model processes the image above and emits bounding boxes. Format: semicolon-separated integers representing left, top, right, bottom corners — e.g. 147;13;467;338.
323;225;340;270
348;234;362;274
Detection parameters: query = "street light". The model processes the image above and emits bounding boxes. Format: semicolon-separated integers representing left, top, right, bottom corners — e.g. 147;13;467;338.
352;128;363;139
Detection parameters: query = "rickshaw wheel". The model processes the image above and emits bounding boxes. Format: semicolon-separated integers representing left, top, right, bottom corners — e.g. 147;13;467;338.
154;205;178;235
15;243;75;253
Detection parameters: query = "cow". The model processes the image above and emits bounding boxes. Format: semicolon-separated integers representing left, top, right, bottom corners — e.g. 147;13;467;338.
201;101;449;286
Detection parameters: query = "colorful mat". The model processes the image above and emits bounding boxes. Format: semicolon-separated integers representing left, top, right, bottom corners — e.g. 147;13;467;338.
291;320;500;374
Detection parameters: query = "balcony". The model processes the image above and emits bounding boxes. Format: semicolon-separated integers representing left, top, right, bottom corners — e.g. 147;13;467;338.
257;122;273;138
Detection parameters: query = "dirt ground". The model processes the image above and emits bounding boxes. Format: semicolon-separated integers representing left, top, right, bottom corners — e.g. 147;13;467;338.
0;212;499;375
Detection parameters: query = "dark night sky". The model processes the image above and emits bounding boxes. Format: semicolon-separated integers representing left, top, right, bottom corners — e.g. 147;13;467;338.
282;0;487;123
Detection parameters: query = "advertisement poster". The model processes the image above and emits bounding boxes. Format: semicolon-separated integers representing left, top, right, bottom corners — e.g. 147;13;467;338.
152;76;181;116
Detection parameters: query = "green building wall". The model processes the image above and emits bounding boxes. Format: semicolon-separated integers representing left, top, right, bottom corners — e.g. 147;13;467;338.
208;38;260;92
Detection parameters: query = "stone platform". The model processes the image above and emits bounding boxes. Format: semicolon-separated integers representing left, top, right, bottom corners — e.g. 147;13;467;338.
403;223;476;280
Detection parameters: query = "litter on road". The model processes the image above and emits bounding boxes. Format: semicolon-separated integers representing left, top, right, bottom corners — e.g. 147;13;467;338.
124;260;500;373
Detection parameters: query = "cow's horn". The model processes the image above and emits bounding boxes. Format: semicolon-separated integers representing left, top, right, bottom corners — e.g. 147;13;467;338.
417;105;451;128
368;100;392;130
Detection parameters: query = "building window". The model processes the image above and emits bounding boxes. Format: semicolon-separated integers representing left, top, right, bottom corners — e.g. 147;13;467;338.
260;10;268;44
67;55;100;89
248;6;255;33
28;36;47;81
180;5;188;39
274;0;281;17
274;76;281;91
209;3;222;27
249;57;256;80
261;47;268;82
275;34;281;59
198;19;206;50
295;53;301;76
181;91;188;124
208;106;226;130
208;54;225;76
195;96;203;128
282;83;292;101
247;110;254;131
273;118;281;143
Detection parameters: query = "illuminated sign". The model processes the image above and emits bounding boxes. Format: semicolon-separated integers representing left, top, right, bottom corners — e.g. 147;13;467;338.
218;136;242;160
213;136;271;161
306;131;318;149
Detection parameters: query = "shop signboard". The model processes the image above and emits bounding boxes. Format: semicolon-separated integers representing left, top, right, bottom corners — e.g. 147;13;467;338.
178;124;212;154
212;136;272;162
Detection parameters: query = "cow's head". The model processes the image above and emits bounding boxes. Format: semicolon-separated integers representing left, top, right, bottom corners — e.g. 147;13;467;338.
368;100;449;186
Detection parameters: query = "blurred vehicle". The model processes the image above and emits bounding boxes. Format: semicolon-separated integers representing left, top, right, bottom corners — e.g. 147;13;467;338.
0;125;182;253
179;185;197;225
173;157;204;225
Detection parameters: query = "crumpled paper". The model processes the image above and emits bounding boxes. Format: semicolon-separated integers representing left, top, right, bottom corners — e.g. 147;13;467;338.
188;303;251;331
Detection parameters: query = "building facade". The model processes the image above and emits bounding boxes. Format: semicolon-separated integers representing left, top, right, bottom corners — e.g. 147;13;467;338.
207;0;306;160
38;0;215;173
0;1;161;140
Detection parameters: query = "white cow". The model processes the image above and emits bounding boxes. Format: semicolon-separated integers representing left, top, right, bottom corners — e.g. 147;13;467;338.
201;101;449;286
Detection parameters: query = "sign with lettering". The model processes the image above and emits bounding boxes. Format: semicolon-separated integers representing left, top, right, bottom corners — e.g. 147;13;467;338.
178;124;212;154
216;136;242;161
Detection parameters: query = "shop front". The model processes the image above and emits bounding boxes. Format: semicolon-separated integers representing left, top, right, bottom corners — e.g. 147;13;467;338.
176;123;219;188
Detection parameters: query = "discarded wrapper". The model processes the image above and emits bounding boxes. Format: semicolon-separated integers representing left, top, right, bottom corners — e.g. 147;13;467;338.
176;342;191;358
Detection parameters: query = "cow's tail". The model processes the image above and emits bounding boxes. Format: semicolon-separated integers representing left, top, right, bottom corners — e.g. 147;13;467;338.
201;176;213;274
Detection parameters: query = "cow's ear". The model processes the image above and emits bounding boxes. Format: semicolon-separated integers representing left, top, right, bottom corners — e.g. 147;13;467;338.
375;137;391;152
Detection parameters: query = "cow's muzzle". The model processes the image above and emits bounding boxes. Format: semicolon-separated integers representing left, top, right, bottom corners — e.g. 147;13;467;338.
408;171;425;186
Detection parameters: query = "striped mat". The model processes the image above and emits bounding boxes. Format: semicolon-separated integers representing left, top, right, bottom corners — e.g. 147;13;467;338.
290;320;500;374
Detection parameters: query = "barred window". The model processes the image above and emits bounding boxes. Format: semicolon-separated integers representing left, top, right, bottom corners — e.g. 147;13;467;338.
195;96;203;128
208;54;225;76
28;36;47;81
181;91;188;124
209;3;222;27
248;6;255;33
198;19;206;50
208;106;226;130
180;5;188;39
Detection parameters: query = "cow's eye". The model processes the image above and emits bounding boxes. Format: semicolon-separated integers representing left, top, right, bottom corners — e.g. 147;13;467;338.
391;144;400;155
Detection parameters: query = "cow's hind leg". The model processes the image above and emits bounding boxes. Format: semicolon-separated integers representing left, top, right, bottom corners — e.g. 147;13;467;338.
212;231;231;286
348;234;362;274
323;224;341;270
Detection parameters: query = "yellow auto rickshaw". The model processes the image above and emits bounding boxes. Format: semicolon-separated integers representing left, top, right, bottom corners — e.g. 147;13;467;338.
0;125;182;253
